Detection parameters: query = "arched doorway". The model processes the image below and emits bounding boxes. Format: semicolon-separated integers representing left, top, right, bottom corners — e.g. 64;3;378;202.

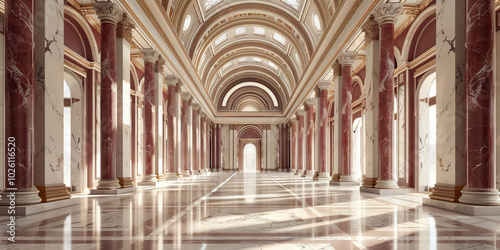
416;71;437;192
63;71;86;193
244;144;257;172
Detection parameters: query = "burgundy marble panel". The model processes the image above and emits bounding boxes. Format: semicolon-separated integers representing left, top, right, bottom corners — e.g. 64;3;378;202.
143;62;155;176
341;65;352;176
465;0;495;189
4;0;35;189
378;22;395;180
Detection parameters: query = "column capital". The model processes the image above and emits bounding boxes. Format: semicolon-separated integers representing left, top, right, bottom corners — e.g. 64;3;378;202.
181;92;192;101
156;57;166;73
305;97;316;106
165;75;179;86
117;13;134;43
373;3;403;24
94;2;123;24
192;103;200;110
297;109;306;116
362;17;379;45
339;51;358;66
317;80;333;91
332;60;342;77
140;49;159;63
290;117;297;123
200;112;206;118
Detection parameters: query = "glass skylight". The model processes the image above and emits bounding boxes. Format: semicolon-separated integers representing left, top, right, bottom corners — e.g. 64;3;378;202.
254;27;265;35
235;27;247;36
222;62;232;71
238;58;247;63
182;15;191;32
273;32;287;45
214;33;227;46
281;0;299;9
253;57;262;63
204;0;223;10
268;62;278;70
313;13;321;31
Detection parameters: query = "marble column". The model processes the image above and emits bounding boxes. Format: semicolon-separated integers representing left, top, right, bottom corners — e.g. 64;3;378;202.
339;52;357;182
139;49;159;184
155;58;165;181
316;81;332;180
94;2;123;190
303;99;315;177
175;83;182;175
217;124;222;171
297;110;306;176
181;92;192;177
165;75;179;179
332;61;343;182
290;118;297;175
459;0;500;205
279;124;284;171
116;14;134;188
430;0;466;202
32;0;70;201
200;113;206;173
192;103;200;174
374;3;401;189
362;17;380;188
0;0;41;205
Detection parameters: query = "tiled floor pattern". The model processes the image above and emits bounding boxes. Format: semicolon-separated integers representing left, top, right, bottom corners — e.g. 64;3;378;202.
1;172;500;249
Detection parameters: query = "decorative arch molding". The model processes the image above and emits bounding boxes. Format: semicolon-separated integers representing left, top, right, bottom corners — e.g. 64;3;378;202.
400;4;436;63
238;125;263;139
64;5;99;62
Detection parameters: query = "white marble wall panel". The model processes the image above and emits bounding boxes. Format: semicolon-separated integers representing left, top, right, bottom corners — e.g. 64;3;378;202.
227;128;238;171
418;101;431;192
435;0;466;186
34;0;65;186
268;125;280;170
0;19;4;190
70;99;82;192
364;40;380;180
221;124;230;170
352;120;362;181
154;72;163;176
137;107;144;179
116;38;132;181
398;85;406;182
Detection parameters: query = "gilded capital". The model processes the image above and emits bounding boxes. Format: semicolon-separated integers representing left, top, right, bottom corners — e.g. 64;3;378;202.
362;17;379;45
317;80;333;91
93;2;123;24
117;13;134;43
373;3;403;24
140;48;159;63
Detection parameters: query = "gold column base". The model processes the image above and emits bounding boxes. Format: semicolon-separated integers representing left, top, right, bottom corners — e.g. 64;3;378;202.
362;178;377;188
429;184;464;202
36;184;71;203
118;178;134;188
331;174;340;182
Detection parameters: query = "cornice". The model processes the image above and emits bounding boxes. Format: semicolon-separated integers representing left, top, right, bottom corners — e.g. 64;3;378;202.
64;59;87;78
64;46;101;73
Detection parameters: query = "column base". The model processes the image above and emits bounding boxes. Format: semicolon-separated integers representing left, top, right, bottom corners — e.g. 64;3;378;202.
423;198;500;215
36;184;71;202
360;187;406;195
339;175;357;182
330;181;360;186
156;174;166;181
375;179;399;189
294;170;300;175
290;169;297;175
118;178;134;188
165;172;179;180
362;178;377;188
458;188;500;206
96;179;121;190
90;186;137;195
0;188;42;205
0;195;75;215
182;171;191;177
331;174;340;181
138;174;158;184
429;184;463;202
313;172;330;181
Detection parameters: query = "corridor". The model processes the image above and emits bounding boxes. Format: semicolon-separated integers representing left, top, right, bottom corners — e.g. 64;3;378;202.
1;173;499;249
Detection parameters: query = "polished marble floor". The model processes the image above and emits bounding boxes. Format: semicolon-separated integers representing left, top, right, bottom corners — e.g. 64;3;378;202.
1;172;500;249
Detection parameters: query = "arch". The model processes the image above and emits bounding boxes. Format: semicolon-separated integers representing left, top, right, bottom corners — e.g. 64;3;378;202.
64;5;99;62
400;5;437;63
238;125;263;138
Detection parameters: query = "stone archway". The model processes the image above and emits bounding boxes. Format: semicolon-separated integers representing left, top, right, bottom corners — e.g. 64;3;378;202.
237;125;263;172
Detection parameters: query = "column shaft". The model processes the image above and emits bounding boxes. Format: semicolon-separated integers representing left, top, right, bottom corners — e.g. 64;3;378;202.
142;57;156;182
165;78;177;179
316;82;331;179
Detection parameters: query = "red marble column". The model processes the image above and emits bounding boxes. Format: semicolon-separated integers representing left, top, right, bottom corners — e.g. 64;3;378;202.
374;4;400;189
181;92;192;176
303;99;315;177
279;124;283;171
192;104;200;174
0;0;41;205
141;49;159;183
211;123;215;171
297;110;305;176
316;81;332;179
95;3;123;190
217;124;222;171
165;75;178;179
339;53;357;182
284;125;289;171
459;0;500;205
290;119;297;174
200;113;206;173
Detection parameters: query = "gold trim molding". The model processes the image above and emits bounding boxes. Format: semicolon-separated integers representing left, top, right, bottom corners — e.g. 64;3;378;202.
64;59;87;78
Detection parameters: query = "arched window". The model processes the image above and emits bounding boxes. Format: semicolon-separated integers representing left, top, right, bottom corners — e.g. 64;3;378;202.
182;15;191;32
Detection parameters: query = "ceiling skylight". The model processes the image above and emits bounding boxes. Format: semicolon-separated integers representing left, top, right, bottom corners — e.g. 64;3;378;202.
281;0;299;9
204;0;223;10
254;27;265;35
313;13;321;31
268;62;278;70
273;32;287;45
253;57;262;63
215;33;227;46
182;15;191;32
238;58;247;63
235;27;247;36
222;62;232;71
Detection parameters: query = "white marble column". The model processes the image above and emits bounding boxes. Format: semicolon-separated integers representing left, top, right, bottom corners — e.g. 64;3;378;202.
331;61;343;182
303;98;316;177
316;81;332;180
362;17;380;188
34;0;70;201
429;0;466;202
290;118;298;175
155;58;165;181
175;83;182;175
116;14;134;188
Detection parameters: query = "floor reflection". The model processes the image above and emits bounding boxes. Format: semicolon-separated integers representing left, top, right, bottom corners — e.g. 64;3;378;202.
1;173;500;249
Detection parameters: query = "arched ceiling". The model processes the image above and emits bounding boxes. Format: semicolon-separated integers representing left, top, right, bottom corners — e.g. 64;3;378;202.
166;0;336;113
